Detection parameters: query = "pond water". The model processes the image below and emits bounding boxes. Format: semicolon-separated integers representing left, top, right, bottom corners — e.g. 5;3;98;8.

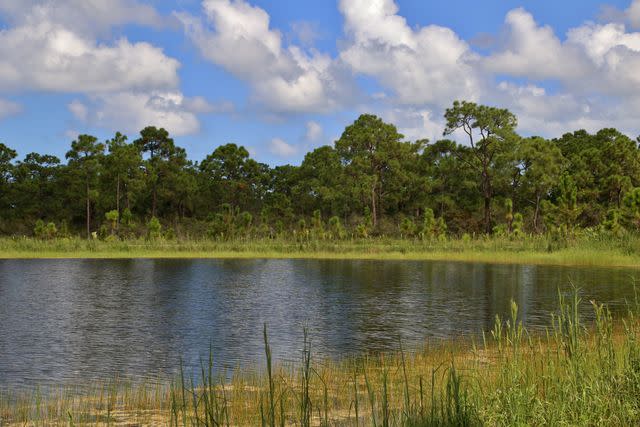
0;258;638;389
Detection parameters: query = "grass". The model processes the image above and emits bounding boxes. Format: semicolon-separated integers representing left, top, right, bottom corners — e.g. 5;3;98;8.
1;288;640;426
1;232;640;268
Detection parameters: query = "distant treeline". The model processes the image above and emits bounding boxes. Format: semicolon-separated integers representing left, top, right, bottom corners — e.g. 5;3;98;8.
1;101;639;240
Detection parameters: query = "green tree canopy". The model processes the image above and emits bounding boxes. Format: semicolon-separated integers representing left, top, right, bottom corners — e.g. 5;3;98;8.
444;101;518;233
66;134;105;238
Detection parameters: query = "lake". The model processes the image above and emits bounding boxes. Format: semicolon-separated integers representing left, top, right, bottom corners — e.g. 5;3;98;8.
0;258;637;389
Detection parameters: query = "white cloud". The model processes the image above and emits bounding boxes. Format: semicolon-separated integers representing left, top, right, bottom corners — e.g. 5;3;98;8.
3;0;640;144
183;96;235;114
495;82;586;120
305;121;323;141
376;107;444;143
0;99;22;120
566;22;640;95
488;8;640;97
269;138;297;157
626;0;640;29
0;21;180;93
470;6;640;138
71;91;213;136
0;1;217;136
290;21;322;46
68;100;88;121
485;8;588;80
493;82;595;135
94;92;202;136
489;79;640;138
0;0;165;37
178;0;355;114
338;0;482;107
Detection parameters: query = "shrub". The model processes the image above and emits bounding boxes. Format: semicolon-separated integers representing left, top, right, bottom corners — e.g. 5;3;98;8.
147;216;162;240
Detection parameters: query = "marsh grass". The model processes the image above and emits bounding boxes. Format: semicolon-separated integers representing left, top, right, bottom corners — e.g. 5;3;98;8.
1;233;640;268
1;288;640;426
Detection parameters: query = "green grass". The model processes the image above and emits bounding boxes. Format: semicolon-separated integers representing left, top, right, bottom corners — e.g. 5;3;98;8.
1;232;640;268
1;288;640;426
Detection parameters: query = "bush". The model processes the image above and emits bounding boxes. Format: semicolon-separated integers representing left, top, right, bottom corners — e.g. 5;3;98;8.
328;216;345;240
33;219;45;239
105;210;119;234
44;222;57;239
400;217;417;238
147;216;162;240
34;220;57;240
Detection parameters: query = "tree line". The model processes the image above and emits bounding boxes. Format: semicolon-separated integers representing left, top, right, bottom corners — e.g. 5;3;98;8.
1;101;639;240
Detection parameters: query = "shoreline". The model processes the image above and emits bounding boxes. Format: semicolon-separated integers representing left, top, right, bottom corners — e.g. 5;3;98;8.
1;246;639;269
2;311;639;425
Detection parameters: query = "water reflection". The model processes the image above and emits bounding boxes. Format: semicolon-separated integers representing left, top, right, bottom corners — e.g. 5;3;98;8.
0;259;637;388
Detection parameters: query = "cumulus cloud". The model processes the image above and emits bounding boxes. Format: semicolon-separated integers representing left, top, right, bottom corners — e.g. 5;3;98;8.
338;0;482;107
335;1;640;140
375;107;444;143
476;7;640;137
493;82;598;135
269;138;297;157
0;1;221;136
68;92;220;136
602;0;640;29
566;22;640;95
487;8;640;96
0;21;180;93
177;0;355;114
0;99;22;120
68;100;88;121
629;1;640;28
485;8;589;80
290;21;322;47
0;0;165;37
305;121;323;141
172;0;640;140
183;97;235;114
4;0;640;144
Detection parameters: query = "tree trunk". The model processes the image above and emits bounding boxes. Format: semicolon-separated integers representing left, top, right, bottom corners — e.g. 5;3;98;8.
152;184;157;218
116;174;120;231
533;193;541;234
377;183;383;227
371;185;377;229
482;169;492;234
126;186;131;210
86;178;91;240
484;195;491;234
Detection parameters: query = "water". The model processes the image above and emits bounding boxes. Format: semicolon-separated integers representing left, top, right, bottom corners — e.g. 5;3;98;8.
0;258;637;389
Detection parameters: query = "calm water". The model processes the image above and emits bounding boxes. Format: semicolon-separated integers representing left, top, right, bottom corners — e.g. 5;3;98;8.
0;258;638;389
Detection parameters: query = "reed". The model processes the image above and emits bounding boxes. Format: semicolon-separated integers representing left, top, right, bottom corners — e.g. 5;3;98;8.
1;287;639;425
1;233;640;268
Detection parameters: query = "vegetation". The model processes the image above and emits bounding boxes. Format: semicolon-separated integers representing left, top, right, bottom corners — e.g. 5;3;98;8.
0;232;639;268
1;288;639;425
1;102;640;243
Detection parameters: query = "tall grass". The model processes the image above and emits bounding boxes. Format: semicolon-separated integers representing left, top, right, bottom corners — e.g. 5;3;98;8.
1;288;639;425
1;233;640;268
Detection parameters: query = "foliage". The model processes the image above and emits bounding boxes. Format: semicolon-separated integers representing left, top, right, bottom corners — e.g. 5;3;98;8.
0;106;639;239
105;210;119;235
147;216;162;240
444;101;519;234
33;220;57;240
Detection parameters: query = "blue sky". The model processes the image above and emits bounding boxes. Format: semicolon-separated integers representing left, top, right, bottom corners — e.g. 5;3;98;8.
0;0;639;165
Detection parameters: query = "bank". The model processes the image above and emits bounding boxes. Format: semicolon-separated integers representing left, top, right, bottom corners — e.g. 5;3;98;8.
0;236;639;269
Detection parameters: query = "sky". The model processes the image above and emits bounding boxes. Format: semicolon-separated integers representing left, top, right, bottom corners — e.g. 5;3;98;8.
1;0;640;165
